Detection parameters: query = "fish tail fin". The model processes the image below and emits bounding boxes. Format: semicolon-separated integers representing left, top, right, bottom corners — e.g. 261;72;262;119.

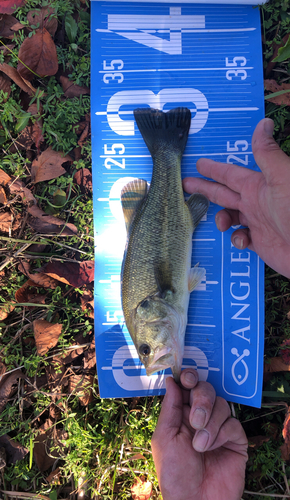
133;107;191;157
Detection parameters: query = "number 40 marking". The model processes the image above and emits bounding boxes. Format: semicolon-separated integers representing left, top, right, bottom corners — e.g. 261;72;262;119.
101;8;205;55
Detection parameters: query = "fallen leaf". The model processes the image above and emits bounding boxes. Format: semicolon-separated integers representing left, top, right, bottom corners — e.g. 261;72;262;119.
33;319;62;355
43;260;94;287
15;279;46;306
0;212;12;233
54;332;92;366
73;168;92;193
0;63;34;95
0;168;11;184
27;205;78;235
18;261;59;289
248;435;270;448
265;79;290;106
69;374;94;406
9;178;37;205
31;147;71;183
282;407;290;460
17;27;58;81
0;14;19;37
0;370;25;413
60;75;89;98
0;434;28;464
264;357;290;373
0;72;11;97
0;186;7;204
0;302;15;321
46;467;61;485
27;6;58;36
83;338;96;370
80;288;94;318
131;478;152;500
34;422;67;472
77;122;89;147
0;0;26;15
280;339;290;365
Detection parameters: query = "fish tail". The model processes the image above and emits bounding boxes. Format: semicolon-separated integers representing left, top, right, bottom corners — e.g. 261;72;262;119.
133;107;191;157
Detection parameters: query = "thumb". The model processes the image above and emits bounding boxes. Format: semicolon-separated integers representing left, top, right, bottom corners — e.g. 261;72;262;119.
252;118;290;183
154;377;183;439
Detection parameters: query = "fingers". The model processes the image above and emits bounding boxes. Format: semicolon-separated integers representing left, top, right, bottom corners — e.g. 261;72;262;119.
207;415;248;457
180;368;199;405
152;377;183;443
252;118;290;184
215;209;248;232
231;228;251;251
183;176;240;210
189;381;216;430
192;396;231;452
196;157;254;194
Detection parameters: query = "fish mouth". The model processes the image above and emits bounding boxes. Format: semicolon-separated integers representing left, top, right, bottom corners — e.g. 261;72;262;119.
145;345;183;381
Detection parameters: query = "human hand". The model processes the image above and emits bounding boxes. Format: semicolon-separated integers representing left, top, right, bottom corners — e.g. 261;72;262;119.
183;118;290;278
152;369;248;500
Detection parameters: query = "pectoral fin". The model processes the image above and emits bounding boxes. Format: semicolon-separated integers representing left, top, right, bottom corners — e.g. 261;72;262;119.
186;193;209;229
189;266;206;292
121;179;148;233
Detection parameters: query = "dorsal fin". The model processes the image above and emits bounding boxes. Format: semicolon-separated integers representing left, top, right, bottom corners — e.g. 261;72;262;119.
120;179;148;233
186;193;209;229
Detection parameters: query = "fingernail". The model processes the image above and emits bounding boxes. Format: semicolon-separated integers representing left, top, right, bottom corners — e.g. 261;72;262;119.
193;430;209;452
191;408;206;429
263;118;274;137
233;236;244;249
184;371;197;385
215;214;221;232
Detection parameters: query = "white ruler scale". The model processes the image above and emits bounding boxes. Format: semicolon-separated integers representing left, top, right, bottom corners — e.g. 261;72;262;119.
91;1;265;407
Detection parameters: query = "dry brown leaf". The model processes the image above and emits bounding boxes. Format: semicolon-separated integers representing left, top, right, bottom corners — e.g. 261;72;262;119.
27;205;78;235
60;75;89;98
0;63;34;95
34;423;67;472
31;147;72;183
17;27;58;81
248;435;270;448
0;186;7;204
9;178;37;205
73;168;92;193
0;434;28;464
0;302;15;321
83;338;96;370
131;478;152;500
33;319;62;355
15;279;46;306
264;357;290;373
0;0;25;15
27;7;58;36
0;14;19;37
265;79;290;106
0;169;11;185
69;374;94;406
0;72;11;97
43;260;94;287
0;212;12;233
0;370;25;413
18;261;59;289
80;286;94;319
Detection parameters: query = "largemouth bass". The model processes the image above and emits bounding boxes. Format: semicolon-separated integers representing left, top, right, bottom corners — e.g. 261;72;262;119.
120;107;209;382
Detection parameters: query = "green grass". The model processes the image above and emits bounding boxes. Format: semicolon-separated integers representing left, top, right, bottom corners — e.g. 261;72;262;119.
1;1;290;499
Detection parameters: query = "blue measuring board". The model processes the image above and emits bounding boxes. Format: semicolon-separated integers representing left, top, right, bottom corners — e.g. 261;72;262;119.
91;2;265;407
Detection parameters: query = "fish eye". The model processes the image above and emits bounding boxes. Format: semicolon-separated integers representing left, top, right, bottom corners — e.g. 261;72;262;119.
140;299;149;308
139;344;151;357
